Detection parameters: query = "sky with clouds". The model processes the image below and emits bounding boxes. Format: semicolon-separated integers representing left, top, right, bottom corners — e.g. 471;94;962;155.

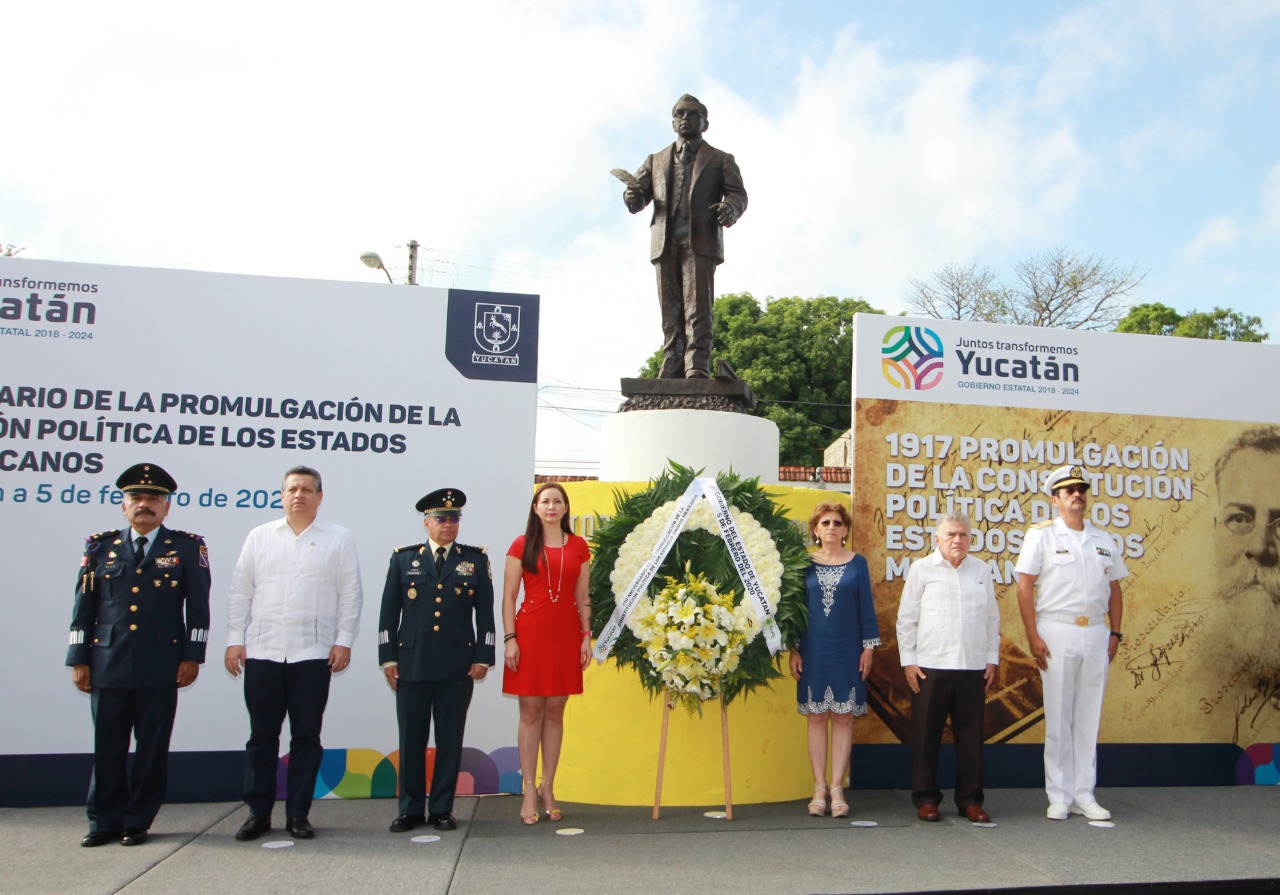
4;0;1278;473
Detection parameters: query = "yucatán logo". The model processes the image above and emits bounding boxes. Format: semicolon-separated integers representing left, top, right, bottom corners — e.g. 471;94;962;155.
473;303;520;366
881;325;943;390
446;289;537;383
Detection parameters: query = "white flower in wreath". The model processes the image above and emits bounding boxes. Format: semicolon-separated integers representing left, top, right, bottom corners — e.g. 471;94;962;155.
616;497;784;646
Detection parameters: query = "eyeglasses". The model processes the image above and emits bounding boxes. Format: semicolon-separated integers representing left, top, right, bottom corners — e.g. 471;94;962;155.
1055;484;1088;495
1221;512;1280;537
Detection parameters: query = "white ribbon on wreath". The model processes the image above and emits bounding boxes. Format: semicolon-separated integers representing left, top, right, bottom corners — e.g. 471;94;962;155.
594;476;783;663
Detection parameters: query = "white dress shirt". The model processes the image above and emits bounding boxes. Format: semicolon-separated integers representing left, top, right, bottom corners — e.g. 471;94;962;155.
897;549;1000;670
226;516;363;661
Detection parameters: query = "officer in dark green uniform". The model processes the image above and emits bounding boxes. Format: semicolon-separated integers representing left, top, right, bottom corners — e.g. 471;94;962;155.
378;487;495;832
67;463;211;847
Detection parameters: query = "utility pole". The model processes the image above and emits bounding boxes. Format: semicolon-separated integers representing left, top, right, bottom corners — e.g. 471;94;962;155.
407;240;420;286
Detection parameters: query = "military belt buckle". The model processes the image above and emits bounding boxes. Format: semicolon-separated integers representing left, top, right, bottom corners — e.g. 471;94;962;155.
1076;615;1090;627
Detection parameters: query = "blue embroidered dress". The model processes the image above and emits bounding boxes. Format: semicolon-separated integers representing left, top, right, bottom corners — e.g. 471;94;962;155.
796;554;880;715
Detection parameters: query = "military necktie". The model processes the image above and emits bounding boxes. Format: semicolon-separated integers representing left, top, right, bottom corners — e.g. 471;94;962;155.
435;545;446;574
135;535;148;562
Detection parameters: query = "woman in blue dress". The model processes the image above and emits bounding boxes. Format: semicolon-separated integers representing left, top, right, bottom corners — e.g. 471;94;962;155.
788;502;879;817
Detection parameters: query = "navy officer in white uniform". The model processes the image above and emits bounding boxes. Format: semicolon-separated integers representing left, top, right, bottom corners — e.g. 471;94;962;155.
1015;465;1126;821
67;462;211;847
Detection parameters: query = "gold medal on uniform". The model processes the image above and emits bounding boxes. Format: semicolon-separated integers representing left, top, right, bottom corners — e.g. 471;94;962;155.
407;587;418;600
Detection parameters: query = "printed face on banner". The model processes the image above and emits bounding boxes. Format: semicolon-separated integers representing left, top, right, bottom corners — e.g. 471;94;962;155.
1214;449;1280;597
1206;446;1280;684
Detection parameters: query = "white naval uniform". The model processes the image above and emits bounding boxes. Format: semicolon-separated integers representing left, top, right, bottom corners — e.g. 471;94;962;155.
1016;517;1127;807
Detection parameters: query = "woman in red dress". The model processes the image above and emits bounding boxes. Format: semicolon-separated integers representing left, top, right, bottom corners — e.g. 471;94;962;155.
501;483;592;824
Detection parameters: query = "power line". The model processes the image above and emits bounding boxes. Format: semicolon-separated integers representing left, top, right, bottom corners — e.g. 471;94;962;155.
422;248;647;287
416;248;656;305
537;397;604;432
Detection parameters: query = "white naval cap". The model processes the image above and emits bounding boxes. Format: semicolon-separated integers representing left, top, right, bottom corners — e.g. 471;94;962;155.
1042;464;1090;496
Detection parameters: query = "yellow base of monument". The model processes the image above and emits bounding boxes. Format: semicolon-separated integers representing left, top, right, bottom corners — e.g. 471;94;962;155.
553;652;813;806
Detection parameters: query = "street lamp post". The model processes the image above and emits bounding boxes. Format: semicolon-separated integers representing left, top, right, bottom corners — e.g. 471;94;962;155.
359;241;420;285
360;252;393;283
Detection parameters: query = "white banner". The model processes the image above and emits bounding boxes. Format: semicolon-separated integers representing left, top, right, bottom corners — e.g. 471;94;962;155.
0;257;537;758
852;313;1280;421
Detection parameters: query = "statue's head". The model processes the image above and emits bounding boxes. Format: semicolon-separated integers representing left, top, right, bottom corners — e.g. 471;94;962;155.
671;94;709;138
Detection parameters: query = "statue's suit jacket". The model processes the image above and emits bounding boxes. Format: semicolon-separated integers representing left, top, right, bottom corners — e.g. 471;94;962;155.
631;140;747;264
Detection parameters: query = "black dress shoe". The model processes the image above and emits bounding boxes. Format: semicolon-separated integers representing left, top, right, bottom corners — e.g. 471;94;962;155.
234;813;271;842
121;828;149;846
429;813;457;831
81;829;121;847
286;817;315;839
389;814;426;833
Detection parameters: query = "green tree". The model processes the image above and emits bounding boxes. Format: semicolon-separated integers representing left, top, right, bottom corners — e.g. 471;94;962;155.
640;293;884;465
1115;302;1268;342
1;244;23;257
907;247;1145;331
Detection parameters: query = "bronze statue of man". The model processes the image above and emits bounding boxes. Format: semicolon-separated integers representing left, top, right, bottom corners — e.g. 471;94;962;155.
622;95;748;379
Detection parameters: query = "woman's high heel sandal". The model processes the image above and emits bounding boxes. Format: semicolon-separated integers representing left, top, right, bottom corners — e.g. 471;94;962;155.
807;784;828;817
539;783;563;822
520;785;540;825
829;786;849;818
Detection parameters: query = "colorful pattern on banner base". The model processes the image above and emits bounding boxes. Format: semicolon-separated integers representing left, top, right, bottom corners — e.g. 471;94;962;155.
593;477;781;662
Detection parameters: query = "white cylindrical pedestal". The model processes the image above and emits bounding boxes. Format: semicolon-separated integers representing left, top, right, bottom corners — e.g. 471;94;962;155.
599;409;780;482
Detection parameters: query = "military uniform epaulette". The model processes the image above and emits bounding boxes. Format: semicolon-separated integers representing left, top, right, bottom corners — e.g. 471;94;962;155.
85;529;122;544
394;543;424;554
1030;520;1054;529
456;542;487;554
167;529;206;542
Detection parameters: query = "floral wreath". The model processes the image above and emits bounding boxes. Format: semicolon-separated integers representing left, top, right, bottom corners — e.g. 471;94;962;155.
590;463;809;712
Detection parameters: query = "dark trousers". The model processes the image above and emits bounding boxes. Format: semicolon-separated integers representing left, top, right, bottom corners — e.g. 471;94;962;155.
396;678;474;817
87;685;178;832
242;658;331;820
654;242;716;377
910;668;986;809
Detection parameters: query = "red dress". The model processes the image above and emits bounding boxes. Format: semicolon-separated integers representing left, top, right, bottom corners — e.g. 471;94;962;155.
502;534;591;697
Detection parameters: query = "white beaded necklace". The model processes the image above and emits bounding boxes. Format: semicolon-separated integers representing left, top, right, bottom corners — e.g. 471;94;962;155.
544;530;567;602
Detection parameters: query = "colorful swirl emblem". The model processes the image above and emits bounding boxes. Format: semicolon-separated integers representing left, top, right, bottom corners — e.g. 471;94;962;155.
881;326;943;390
